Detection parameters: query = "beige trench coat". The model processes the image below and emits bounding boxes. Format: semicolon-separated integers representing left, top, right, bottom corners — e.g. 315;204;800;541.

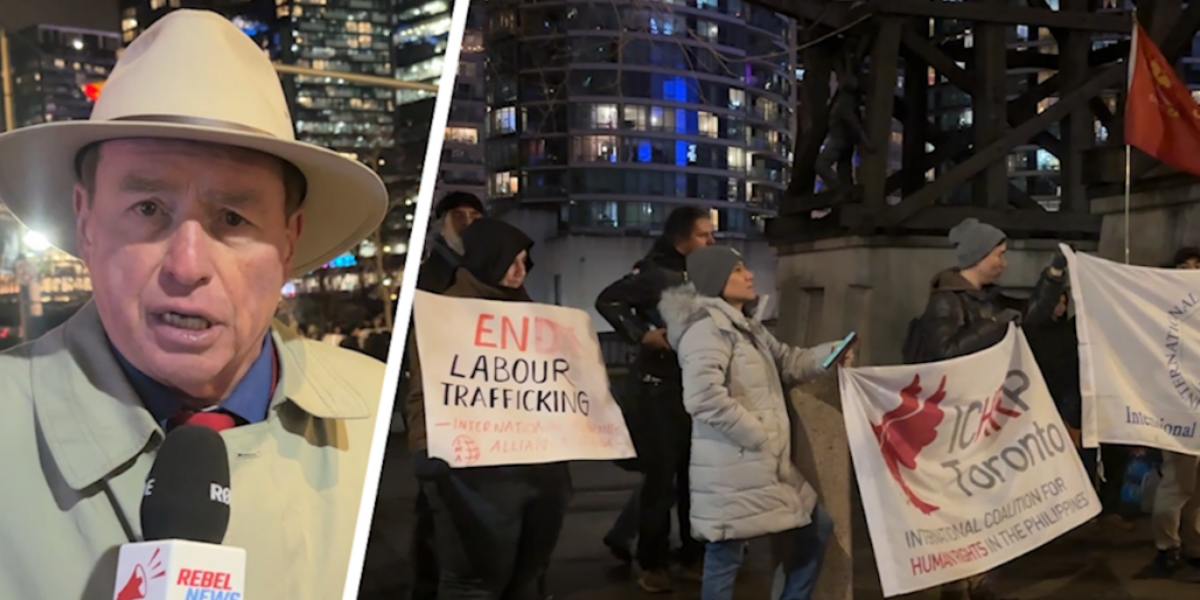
0;301;385;599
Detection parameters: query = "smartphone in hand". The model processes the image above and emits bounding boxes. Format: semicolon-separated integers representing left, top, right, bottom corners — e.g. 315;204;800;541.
822;331;858;370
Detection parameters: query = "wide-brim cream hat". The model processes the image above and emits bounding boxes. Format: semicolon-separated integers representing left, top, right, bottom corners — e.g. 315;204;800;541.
0;9;389;276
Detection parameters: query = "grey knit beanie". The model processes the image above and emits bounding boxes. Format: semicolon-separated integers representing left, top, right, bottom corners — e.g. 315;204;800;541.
687;246;743;298
948;218;1006;269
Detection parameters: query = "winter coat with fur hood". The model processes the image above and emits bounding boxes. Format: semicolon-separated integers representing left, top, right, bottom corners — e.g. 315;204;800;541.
659;283;839;541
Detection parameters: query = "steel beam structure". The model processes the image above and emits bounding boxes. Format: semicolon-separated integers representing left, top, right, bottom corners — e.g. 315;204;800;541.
770;0;1200;244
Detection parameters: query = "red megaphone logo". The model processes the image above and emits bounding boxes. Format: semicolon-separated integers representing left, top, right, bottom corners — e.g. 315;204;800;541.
116;564;147;600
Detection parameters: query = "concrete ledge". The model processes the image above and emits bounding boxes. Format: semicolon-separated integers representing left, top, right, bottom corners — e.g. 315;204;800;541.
1091;183;1200;264
775;235;1093;257
1092;184;1200;215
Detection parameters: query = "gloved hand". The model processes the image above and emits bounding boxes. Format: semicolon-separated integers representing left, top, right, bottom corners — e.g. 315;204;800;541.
413;449;452;481
995;308;1023;326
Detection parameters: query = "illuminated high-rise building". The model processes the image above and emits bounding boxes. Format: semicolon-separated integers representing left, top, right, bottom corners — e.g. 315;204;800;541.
394;0;486;217
118;0;396;158
117;0;408;284
4;25;120;128
482;0;796;237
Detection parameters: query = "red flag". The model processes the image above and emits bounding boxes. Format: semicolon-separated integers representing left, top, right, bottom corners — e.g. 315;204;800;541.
1125;23;1200;175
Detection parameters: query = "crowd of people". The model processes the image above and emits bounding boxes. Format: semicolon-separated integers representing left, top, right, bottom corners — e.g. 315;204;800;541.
401;195;1200;600
1;6;1192;600
301;315;391;361
402;198;851;600
913;225;1200;597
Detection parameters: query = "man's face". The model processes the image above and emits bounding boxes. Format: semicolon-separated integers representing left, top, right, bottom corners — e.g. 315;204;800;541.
444;206;481;238
74;139;302;400
975;242;1008;285
678;217;716;256
1179;256;1200;270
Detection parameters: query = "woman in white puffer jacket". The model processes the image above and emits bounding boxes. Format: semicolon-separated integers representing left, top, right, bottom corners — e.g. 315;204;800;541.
658;245;852;600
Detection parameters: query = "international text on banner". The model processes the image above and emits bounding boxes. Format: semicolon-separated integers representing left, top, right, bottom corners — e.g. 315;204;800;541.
412;290;636;467
839;326;1099;597
1062;245;1200;455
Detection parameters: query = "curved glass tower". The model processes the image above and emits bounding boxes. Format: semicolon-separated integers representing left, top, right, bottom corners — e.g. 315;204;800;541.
482;0;795;237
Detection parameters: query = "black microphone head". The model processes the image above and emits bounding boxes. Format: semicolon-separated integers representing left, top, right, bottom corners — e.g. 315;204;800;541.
140;424;231;544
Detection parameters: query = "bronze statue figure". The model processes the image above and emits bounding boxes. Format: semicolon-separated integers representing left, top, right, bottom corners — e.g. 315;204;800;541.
814;73;872;196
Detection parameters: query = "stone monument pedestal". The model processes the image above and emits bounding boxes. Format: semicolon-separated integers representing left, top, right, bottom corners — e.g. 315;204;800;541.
1092;184;1200;265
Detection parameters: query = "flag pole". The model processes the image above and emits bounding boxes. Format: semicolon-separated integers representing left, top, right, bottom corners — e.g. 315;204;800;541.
1124;143;1131;265
1124;10;1135;266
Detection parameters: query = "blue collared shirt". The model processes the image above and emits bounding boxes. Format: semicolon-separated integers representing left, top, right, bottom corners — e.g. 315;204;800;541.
114;335;278;428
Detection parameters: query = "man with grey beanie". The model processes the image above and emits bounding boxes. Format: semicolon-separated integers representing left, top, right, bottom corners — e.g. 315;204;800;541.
903;217;1066;366
906;218;1067;600
657;246;852;600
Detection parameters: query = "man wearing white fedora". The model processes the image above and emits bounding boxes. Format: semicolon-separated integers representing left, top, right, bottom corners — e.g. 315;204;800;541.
0;10;390;600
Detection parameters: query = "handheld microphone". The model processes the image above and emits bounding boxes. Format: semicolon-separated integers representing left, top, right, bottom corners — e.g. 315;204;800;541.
113;424;246;600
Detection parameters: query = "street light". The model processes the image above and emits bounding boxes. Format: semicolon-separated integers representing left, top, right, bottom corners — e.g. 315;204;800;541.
23;230;50;253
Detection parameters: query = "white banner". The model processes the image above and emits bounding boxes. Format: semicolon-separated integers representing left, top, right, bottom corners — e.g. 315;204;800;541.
412;290;636;467
1064;245;1200;454
840;326;1099;597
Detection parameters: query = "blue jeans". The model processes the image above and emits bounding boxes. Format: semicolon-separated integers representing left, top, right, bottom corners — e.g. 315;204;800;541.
700;505;833;600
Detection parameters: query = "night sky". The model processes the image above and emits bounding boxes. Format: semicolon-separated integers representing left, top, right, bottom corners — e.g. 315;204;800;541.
0;0;120;32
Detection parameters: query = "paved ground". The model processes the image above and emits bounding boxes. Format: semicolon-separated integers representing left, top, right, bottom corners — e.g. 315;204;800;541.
359;435;1198;600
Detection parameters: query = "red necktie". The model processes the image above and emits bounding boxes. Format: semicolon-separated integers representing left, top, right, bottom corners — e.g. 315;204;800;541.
167;409;237;433
162;349;277;433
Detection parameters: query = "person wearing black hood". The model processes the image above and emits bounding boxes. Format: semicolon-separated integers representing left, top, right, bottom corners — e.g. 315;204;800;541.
406;217;572;600
596;206;715;592
404;191;486;600
418;191;486;294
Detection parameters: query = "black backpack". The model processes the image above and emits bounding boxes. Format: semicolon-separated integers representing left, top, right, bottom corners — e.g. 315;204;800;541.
902;293;971;365
900;315;932;365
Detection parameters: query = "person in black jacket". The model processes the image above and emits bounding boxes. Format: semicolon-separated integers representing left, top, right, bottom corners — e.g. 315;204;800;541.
417;192;486;294
918;218;1065;363
405;191;485;600
595;206;715;593
1025;290;1135;532
1026;292;1081;438
918;218;1066;600
407;218;571;600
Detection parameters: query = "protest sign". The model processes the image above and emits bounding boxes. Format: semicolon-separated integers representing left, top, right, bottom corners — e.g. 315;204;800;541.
839;325;1099;597
412;290;636;467
1063;245;1200;454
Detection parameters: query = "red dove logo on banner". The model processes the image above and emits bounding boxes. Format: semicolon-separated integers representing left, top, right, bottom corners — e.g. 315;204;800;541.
870;374;948;515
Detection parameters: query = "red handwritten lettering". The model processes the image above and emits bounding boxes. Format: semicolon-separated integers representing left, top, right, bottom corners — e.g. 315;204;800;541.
453;419;492;432
501;317;529;351
490;437;551;453
473;314;584;357
474;314;497;348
